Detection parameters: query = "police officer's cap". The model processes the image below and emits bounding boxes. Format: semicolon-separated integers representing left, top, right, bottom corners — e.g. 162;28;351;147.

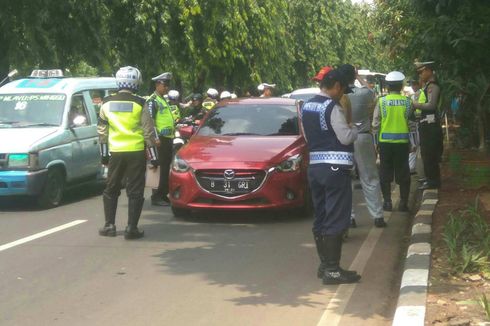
385;71;406;84
152;72;172;83
414;61;435;71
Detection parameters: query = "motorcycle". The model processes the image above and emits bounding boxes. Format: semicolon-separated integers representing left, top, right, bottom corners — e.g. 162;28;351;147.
173;115;201;154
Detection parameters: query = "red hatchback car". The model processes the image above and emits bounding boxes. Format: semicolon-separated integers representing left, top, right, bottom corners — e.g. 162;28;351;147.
169;97;310;216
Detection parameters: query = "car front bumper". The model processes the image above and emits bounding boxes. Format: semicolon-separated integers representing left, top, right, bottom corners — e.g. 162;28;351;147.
169;169;307;211
0;170;48;196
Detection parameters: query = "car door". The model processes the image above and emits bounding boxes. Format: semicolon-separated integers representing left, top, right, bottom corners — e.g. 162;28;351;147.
68;92;99;178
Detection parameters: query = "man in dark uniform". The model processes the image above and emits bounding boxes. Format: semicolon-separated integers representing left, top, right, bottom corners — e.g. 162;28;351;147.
413;61;443;190
147;72;175;206
372;71;415;212
301;67;360;285
98;66;159;239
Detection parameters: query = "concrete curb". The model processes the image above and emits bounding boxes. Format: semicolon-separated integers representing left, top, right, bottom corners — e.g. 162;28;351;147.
392;189;438;326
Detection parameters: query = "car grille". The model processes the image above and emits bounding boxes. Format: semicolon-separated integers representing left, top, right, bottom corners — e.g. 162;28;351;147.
0;154;7;170
194;169;266;197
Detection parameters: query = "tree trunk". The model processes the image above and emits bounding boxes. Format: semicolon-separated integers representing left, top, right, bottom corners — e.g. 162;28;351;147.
476;86;489;152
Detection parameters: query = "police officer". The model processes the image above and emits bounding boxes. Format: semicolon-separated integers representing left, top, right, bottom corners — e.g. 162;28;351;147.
147;72;175;206
339;64;386;227
301;67;360;285
258;83;276;97
182;93;205;120
413;61;443;190
167;89;182;122
202;88;219;110
372;71;415;212
98;66;159;239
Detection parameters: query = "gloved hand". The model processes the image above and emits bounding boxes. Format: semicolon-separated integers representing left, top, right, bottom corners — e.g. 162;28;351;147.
101;155;110;165
150;159;159;168
100;143;110;165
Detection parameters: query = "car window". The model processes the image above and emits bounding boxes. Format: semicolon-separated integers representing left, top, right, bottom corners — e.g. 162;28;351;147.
197;104;299;136
69;93;89;127
0;93;66;127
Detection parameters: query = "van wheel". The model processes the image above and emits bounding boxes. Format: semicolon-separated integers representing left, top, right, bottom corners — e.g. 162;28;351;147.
171;206;190;218
37;168;65;208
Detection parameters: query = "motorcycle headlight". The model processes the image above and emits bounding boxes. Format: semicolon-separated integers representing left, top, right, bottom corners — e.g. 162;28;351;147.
172;154;190;172
276;154;302;172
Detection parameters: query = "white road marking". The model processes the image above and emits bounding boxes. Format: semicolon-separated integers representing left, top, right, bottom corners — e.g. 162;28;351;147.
0;220;87;252
316;192;400;325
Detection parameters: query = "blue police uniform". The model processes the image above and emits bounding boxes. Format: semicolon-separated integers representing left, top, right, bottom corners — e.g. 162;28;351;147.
301;94;355;235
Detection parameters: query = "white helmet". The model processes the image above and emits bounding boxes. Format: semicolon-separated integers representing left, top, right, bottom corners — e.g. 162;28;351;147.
115;66;142;91
257;83;265;92
230;93;237;99
220;91;231;100
385;71;405;84
168;90;180;101
206;88;219;99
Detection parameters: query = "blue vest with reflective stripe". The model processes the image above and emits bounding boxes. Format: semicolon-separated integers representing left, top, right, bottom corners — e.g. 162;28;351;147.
301;95;354;168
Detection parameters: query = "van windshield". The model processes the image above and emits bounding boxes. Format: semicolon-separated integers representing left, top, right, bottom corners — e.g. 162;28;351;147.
0;94;66;127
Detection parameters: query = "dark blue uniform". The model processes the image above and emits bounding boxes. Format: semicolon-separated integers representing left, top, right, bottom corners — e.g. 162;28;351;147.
301;95;355;236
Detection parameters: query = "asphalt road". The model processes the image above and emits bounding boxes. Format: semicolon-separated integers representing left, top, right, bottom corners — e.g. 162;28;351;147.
0;182;411;326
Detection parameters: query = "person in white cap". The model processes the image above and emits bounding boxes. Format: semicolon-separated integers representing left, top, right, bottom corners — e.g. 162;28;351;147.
372;71;415;212
203;88;219;110
98;66;159;239
220;90;232;101
412;61;443;190
258;83;276;97
147;72;175;206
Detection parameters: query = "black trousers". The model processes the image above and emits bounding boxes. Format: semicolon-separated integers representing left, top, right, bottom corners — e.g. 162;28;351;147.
308;165;352;236
104;151;146;200
379;142;410;202
152;136;173;200
419;122;443;186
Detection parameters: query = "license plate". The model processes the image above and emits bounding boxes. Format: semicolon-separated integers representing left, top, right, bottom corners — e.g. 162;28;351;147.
206;179;251;193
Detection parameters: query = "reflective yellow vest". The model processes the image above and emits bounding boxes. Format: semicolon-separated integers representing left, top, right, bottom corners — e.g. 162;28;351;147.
202;98;217;110
379;94;410;143
150;93;175;138
101;99;145;152
170;104;181;121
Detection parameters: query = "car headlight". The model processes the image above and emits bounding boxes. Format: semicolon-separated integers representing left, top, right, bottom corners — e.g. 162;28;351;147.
172;154;190;172
7;153;39;169
276;154;302;172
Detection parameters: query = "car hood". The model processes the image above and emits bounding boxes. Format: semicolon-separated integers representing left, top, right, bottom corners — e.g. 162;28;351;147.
0;127;59;152
179;135;305;168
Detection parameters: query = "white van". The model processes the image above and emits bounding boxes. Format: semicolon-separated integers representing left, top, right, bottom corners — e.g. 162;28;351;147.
0;70;117;207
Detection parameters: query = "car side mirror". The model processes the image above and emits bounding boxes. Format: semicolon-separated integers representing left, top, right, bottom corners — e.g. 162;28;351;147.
179;125;195;138
71;115;87;128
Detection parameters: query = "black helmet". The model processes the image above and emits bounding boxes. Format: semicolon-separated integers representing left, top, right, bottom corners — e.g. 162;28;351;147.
191;93;203;101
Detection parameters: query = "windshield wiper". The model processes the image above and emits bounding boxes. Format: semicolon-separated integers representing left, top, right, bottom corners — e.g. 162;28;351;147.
222;132;260;136
0;120;20;125
16;123;59;128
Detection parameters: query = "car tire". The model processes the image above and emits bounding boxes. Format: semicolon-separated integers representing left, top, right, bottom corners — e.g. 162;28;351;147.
37;168;65;209
171;206;190;218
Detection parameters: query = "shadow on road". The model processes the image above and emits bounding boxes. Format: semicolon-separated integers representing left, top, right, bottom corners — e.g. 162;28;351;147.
0;182;104;212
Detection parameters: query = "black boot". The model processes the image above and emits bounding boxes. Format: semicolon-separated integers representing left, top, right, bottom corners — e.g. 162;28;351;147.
381;182;392;211
398;183;410;212
318;234;361;284
99;195;118;237
314;235;358;279
125;197;145;240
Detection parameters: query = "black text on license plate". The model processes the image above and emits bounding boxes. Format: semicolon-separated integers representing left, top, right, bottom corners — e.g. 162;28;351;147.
209;180;250;192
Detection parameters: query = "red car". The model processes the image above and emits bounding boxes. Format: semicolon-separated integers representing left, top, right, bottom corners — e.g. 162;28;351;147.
169;97;311;216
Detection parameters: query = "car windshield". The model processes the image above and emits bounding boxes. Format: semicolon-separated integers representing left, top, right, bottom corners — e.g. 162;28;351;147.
197;104;299;136
0;94;66;128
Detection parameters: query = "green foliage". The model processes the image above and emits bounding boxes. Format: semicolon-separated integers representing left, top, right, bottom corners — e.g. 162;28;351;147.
374;0;490;150
0;0;393;96
442;196;490;274
479;293;490;321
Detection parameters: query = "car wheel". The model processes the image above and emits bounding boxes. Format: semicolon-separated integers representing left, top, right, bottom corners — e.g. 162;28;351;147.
37;168;65;208
171;205;190;218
